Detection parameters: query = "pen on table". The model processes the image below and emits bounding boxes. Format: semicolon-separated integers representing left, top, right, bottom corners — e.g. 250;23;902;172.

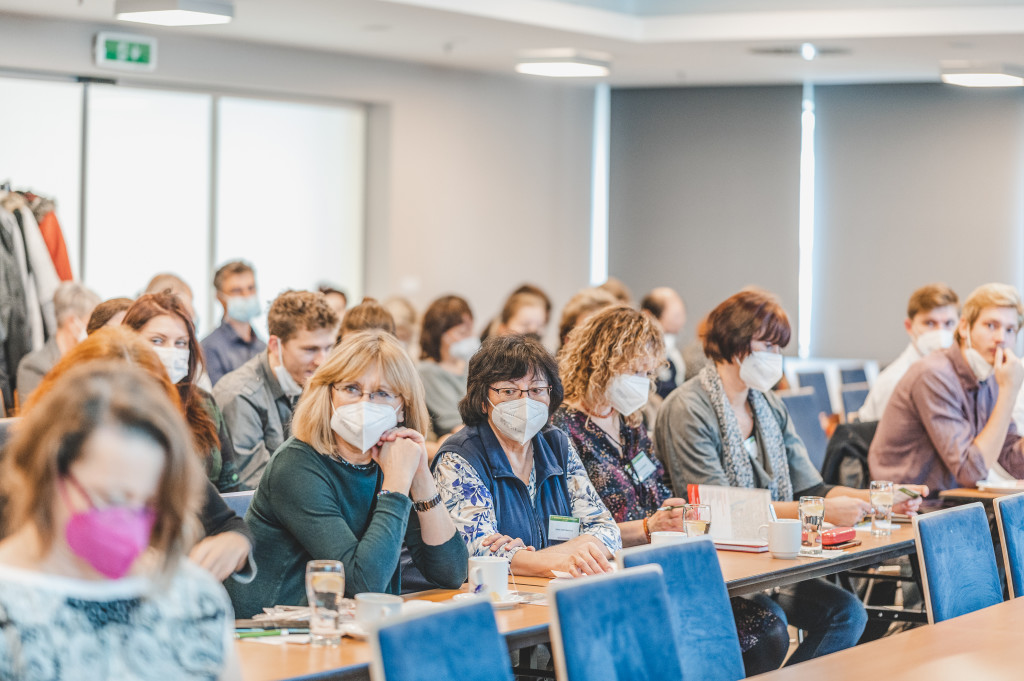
656;504;686;512
235;628;308;639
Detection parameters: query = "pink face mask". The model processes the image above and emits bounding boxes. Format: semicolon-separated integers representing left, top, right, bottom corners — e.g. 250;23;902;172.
61;477;156;579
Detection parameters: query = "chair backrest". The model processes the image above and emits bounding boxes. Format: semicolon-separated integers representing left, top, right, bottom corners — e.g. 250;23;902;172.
220;490;255;517
795;371;834;416
777;387;828;470
0;417;19;453
616;537;745;681
913;502;1003;623
549;564;684;681
840;368;868;385
820;421;877;487
369;599;513;681
840;382;870;418
994;492;1024;599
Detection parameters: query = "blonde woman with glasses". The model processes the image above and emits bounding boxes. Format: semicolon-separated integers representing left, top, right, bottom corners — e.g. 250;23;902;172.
226;330;467;618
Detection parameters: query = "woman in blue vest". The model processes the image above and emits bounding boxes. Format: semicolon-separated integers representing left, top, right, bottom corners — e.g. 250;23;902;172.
433;334;621;577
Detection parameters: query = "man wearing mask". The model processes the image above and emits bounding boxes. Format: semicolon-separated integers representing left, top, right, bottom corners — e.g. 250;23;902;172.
16;281;100;398
202;261;266;386
640;287;687;399
214;290;338;488
858;284;959;422
869;283;1024;494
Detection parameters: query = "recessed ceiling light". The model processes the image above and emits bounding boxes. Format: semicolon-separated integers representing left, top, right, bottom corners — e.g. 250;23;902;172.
750;45;850;58
115;0;233;26
515;49;611;78
941;62;1024;87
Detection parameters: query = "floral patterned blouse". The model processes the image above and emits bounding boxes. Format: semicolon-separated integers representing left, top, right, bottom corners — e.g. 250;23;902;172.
433;439;622;561
550;405;673;522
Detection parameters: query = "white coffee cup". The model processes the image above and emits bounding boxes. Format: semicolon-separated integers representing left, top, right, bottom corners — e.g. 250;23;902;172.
650;531;688;546
758;519;802;559
468;556;509;599
354;593;403;623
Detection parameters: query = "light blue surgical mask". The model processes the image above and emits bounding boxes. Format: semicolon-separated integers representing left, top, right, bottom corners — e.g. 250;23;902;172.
227;295;261;324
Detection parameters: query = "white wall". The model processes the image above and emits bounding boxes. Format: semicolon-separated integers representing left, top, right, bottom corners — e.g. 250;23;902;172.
0;12;595;343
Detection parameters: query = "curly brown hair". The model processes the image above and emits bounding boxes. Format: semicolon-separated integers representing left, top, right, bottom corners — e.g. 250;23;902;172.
268;290;339;342
557;305;663;427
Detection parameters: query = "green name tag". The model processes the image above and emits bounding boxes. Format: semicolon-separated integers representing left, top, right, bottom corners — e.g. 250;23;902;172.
548;515;581;541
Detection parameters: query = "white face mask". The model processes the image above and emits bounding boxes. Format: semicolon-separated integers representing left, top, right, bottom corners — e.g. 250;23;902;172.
331;401;399;453
606;374;650;416
274;343;303;397
963;334;995;382
449;336;481;362
915;329;954;356
153;346;189;384
488;397;549;445
738;351;784;393
663;334;677;352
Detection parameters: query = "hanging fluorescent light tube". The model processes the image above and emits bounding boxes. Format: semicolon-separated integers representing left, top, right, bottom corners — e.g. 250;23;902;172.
516;49;611;78
115;0;234;26
941;62;1024;88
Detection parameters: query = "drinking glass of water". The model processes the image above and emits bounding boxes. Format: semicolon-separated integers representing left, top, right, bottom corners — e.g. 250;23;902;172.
305;559;345;645
683;504;712;537
869;480;894;537
799;496;825;555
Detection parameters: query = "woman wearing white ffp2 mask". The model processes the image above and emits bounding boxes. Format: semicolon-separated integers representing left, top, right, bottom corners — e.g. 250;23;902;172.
417;295;477;440
431;333;622;581
225;330;468;618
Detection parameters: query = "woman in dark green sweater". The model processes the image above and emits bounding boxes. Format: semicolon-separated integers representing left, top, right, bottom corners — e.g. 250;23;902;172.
227;330;468;617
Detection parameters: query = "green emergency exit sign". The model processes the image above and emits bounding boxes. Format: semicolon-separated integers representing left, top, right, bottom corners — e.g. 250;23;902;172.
94;32;157;72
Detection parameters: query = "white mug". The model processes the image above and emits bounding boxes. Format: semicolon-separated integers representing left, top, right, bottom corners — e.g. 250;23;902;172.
650;531;688;546
468;555;509;598
354;592;403;623
758;519;801;559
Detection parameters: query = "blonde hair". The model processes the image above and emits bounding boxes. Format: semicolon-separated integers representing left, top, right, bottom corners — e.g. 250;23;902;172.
291;330;429;454
558;305;663;427
955;283;1024;344
3;362;204;576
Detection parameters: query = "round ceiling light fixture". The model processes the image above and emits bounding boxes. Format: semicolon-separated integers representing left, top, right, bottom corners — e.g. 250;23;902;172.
515;49;612;78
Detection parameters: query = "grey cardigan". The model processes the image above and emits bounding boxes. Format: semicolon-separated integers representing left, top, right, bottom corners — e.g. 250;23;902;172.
654;376;823;499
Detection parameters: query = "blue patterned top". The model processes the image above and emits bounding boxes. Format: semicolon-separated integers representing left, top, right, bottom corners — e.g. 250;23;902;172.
433;440;621;560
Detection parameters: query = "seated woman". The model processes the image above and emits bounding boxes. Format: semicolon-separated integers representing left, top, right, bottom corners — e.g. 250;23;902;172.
123;292;245;493
0;362;240;680
554;305;789;675
433;334;621;577
655;288;926;665
418;295;477;440
24;326;253;583
227;330;467;617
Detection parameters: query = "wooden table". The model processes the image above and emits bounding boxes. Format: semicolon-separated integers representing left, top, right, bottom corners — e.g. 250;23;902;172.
238;581;549;681
753;597;1024;681
239;530;916;681
938;487;1009;505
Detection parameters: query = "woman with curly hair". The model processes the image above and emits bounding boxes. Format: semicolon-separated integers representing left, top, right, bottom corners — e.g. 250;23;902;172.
554;304;791;676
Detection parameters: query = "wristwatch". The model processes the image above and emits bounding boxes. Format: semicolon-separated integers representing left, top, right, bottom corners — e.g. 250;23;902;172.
413;492;442;512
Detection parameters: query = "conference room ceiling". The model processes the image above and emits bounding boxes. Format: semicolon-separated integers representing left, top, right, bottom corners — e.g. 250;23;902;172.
6;0;1024;86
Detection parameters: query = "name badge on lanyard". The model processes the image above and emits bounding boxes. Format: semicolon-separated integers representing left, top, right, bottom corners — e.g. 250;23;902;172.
629;451;657;484
548;515;581;541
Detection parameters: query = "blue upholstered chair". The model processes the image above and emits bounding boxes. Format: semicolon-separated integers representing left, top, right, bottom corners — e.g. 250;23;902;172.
840;383;870;417
220;490;255;517
616;537;744;681
368;599;513;681
795;370;834;417
778;387;828;470
913;502;1003;623
549;564;684;681
994;492;1024;599
840;368;868;385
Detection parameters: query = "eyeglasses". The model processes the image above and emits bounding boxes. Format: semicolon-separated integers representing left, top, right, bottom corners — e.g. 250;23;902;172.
489;386;553;401
333;383;401;406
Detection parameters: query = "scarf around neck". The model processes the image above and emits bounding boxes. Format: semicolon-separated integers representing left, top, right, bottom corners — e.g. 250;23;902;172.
698;365;793;502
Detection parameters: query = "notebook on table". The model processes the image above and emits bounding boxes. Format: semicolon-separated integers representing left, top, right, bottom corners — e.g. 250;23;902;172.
687;484;773;553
